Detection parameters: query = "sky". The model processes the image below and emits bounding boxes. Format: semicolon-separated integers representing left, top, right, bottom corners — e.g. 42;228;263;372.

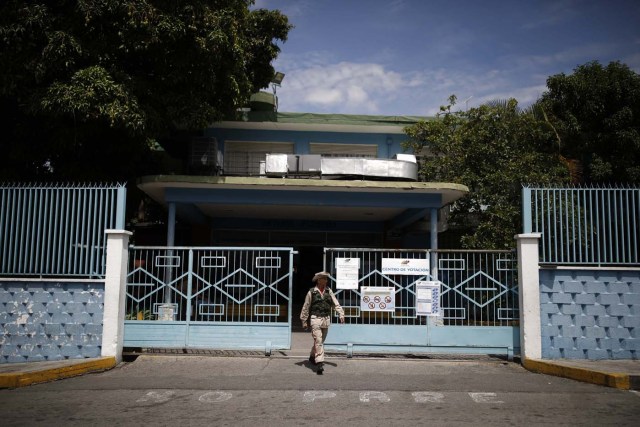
253;0;640;116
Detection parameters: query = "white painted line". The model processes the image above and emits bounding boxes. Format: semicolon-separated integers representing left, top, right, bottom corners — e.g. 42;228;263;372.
412;392;445;403
469;392;503;403
136;391;175;403
303;391;336;402
199;391;233;403
359;391;391;402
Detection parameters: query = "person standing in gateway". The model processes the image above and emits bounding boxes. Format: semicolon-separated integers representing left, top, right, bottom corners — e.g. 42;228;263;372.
300;271;345;375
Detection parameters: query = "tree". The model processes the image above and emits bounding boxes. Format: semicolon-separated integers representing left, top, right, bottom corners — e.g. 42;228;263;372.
0;1;291;180
539;61;640;183
404;96;568;249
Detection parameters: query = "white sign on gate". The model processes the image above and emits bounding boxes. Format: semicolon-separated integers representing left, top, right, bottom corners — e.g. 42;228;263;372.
360;286;395;312
381;258;429;275
336;258;360;290
416;281;440;316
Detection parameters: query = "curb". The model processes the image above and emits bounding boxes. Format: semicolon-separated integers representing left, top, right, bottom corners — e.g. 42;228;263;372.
522;358;635;390
0;357;116;389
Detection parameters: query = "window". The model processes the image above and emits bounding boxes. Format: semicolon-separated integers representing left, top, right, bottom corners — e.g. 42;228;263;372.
223;141;294;176
309;143;377;158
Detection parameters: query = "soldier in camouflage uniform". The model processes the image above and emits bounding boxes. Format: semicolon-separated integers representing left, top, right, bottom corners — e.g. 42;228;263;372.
300;271;345;374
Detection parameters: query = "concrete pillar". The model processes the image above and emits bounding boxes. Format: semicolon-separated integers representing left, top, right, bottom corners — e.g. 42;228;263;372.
516;233;542;360
430;208;438;279
101;230;132;363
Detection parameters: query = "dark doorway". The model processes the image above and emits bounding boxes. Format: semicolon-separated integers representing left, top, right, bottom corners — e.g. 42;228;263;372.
291;246;324;331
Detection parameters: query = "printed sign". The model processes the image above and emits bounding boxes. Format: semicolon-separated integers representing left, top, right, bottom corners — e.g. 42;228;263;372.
416;281;440;316
381;258;429;275
360;286;395;312
336;257;360;290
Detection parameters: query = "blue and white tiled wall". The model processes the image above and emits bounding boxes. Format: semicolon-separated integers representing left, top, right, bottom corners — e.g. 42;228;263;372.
0;281;104;363
539;269;639;359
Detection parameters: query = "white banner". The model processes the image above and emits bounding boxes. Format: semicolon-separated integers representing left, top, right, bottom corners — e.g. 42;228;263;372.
381;258;429;275
336;257;360;290
416;281;440;316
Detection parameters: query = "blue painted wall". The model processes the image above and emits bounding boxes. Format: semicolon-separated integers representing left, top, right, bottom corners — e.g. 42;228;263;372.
204;128;410;159
539;269;640;359
0;281;104;363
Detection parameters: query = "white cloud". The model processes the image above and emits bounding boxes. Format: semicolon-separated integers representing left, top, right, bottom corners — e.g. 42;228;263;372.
276;61;405;113
273;55;553;116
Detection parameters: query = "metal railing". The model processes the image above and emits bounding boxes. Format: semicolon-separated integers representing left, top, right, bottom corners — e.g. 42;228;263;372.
435;250;518;326
523;186;640;265
324;248;518;327
0;183;126;278
324;248;432;326
126;247;293;323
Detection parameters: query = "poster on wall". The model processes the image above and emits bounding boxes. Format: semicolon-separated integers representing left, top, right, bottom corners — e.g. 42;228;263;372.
336;257;360;290
381;258;429;276
360;286;395;312
416;281;440;316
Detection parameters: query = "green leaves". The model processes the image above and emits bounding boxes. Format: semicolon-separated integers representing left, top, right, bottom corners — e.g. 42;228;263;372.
540;61;640;183
0;1;291;180
404;96;568;249
42;66;145;131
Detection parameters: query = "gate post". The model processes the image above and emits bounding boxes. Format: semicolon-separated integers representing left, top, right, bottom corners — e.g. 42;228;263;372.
102;230;132;363
516;233;542;360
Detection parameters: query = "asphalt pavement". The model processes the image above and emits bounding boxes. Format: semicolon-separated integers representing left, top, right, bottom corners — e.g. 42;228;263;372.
1;332;639;390
1;348;639;427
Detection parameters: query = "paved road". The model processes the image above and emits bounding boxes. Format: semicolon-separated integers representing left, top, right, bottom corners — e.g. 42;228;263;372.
2;355;639;426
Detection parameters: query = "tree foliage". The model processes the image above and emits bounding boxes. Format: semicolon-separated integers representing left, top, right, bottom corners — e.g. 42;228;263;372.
0;0;291;180
539;61;640;183
404;96;568;249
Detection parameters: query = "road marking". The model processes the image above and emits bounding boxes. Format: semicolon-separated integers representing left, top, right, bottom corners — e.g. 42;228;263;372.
303;390;337;402
360;391;391;402
469;392;503;403
136;391;175;403
412;392;445;403
199;391;233;403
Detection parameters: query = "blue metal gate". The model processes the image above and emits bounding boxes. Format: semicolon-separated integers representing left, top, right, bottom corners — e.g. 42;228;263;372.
123;246;294;354
323;248;520;358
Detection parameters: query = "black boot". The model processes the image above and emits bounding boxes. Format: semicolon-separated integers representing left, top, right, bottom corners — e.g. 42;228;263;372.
316;362;324;375
308;355;316;365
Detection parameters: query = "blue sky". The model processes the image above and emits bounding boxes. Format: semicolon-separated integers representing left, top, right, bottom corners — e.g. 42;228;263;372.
254;0;640;116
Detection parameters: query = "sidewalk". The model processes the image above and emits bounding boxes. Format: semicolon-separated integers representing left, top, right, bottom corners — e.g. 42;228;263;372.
1;335;638;390
522;357;640;390
0;357;116;389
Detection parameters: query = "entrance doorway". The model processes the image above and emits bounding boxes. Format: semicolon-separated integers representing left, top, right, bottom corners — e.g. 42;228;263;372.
291;246;324;331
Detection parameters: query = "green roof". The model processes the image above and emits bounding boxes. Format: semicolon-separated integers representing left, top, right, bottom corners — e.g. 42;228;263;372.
276;112;432;126
242;110;432;127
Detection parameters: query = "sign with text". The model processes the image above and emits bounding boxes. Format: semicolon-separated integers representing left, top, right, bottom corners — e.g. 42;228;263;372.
381;258;429;276
416;281;441;316
360;286;395;312
336;257;360;290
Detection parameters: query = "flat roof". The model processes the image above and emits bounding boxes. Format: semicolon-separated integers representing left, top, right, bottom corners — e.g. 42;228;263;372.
210;112;433;134
138;175;468;225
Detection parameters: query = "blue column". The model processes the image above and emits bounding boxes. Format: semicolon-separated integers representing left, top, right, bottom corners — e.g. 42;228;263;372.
115;185;127;229
430;208;438;279
167;202;176;246
522;187;532;234
165;203;176;304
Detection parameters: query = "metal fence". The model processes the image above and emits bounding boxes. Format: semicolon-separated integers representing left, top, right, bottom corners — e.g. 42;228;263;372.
323;248;518;327
324;248;432;326
522;186;639;265
126;247;292;324
435;250;518;326
0;183;126;278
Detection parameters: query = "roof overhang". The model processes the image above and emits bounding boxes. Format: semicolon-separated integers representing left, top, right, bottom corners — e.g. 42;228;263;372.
209;120;409;134
138;175;468;232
